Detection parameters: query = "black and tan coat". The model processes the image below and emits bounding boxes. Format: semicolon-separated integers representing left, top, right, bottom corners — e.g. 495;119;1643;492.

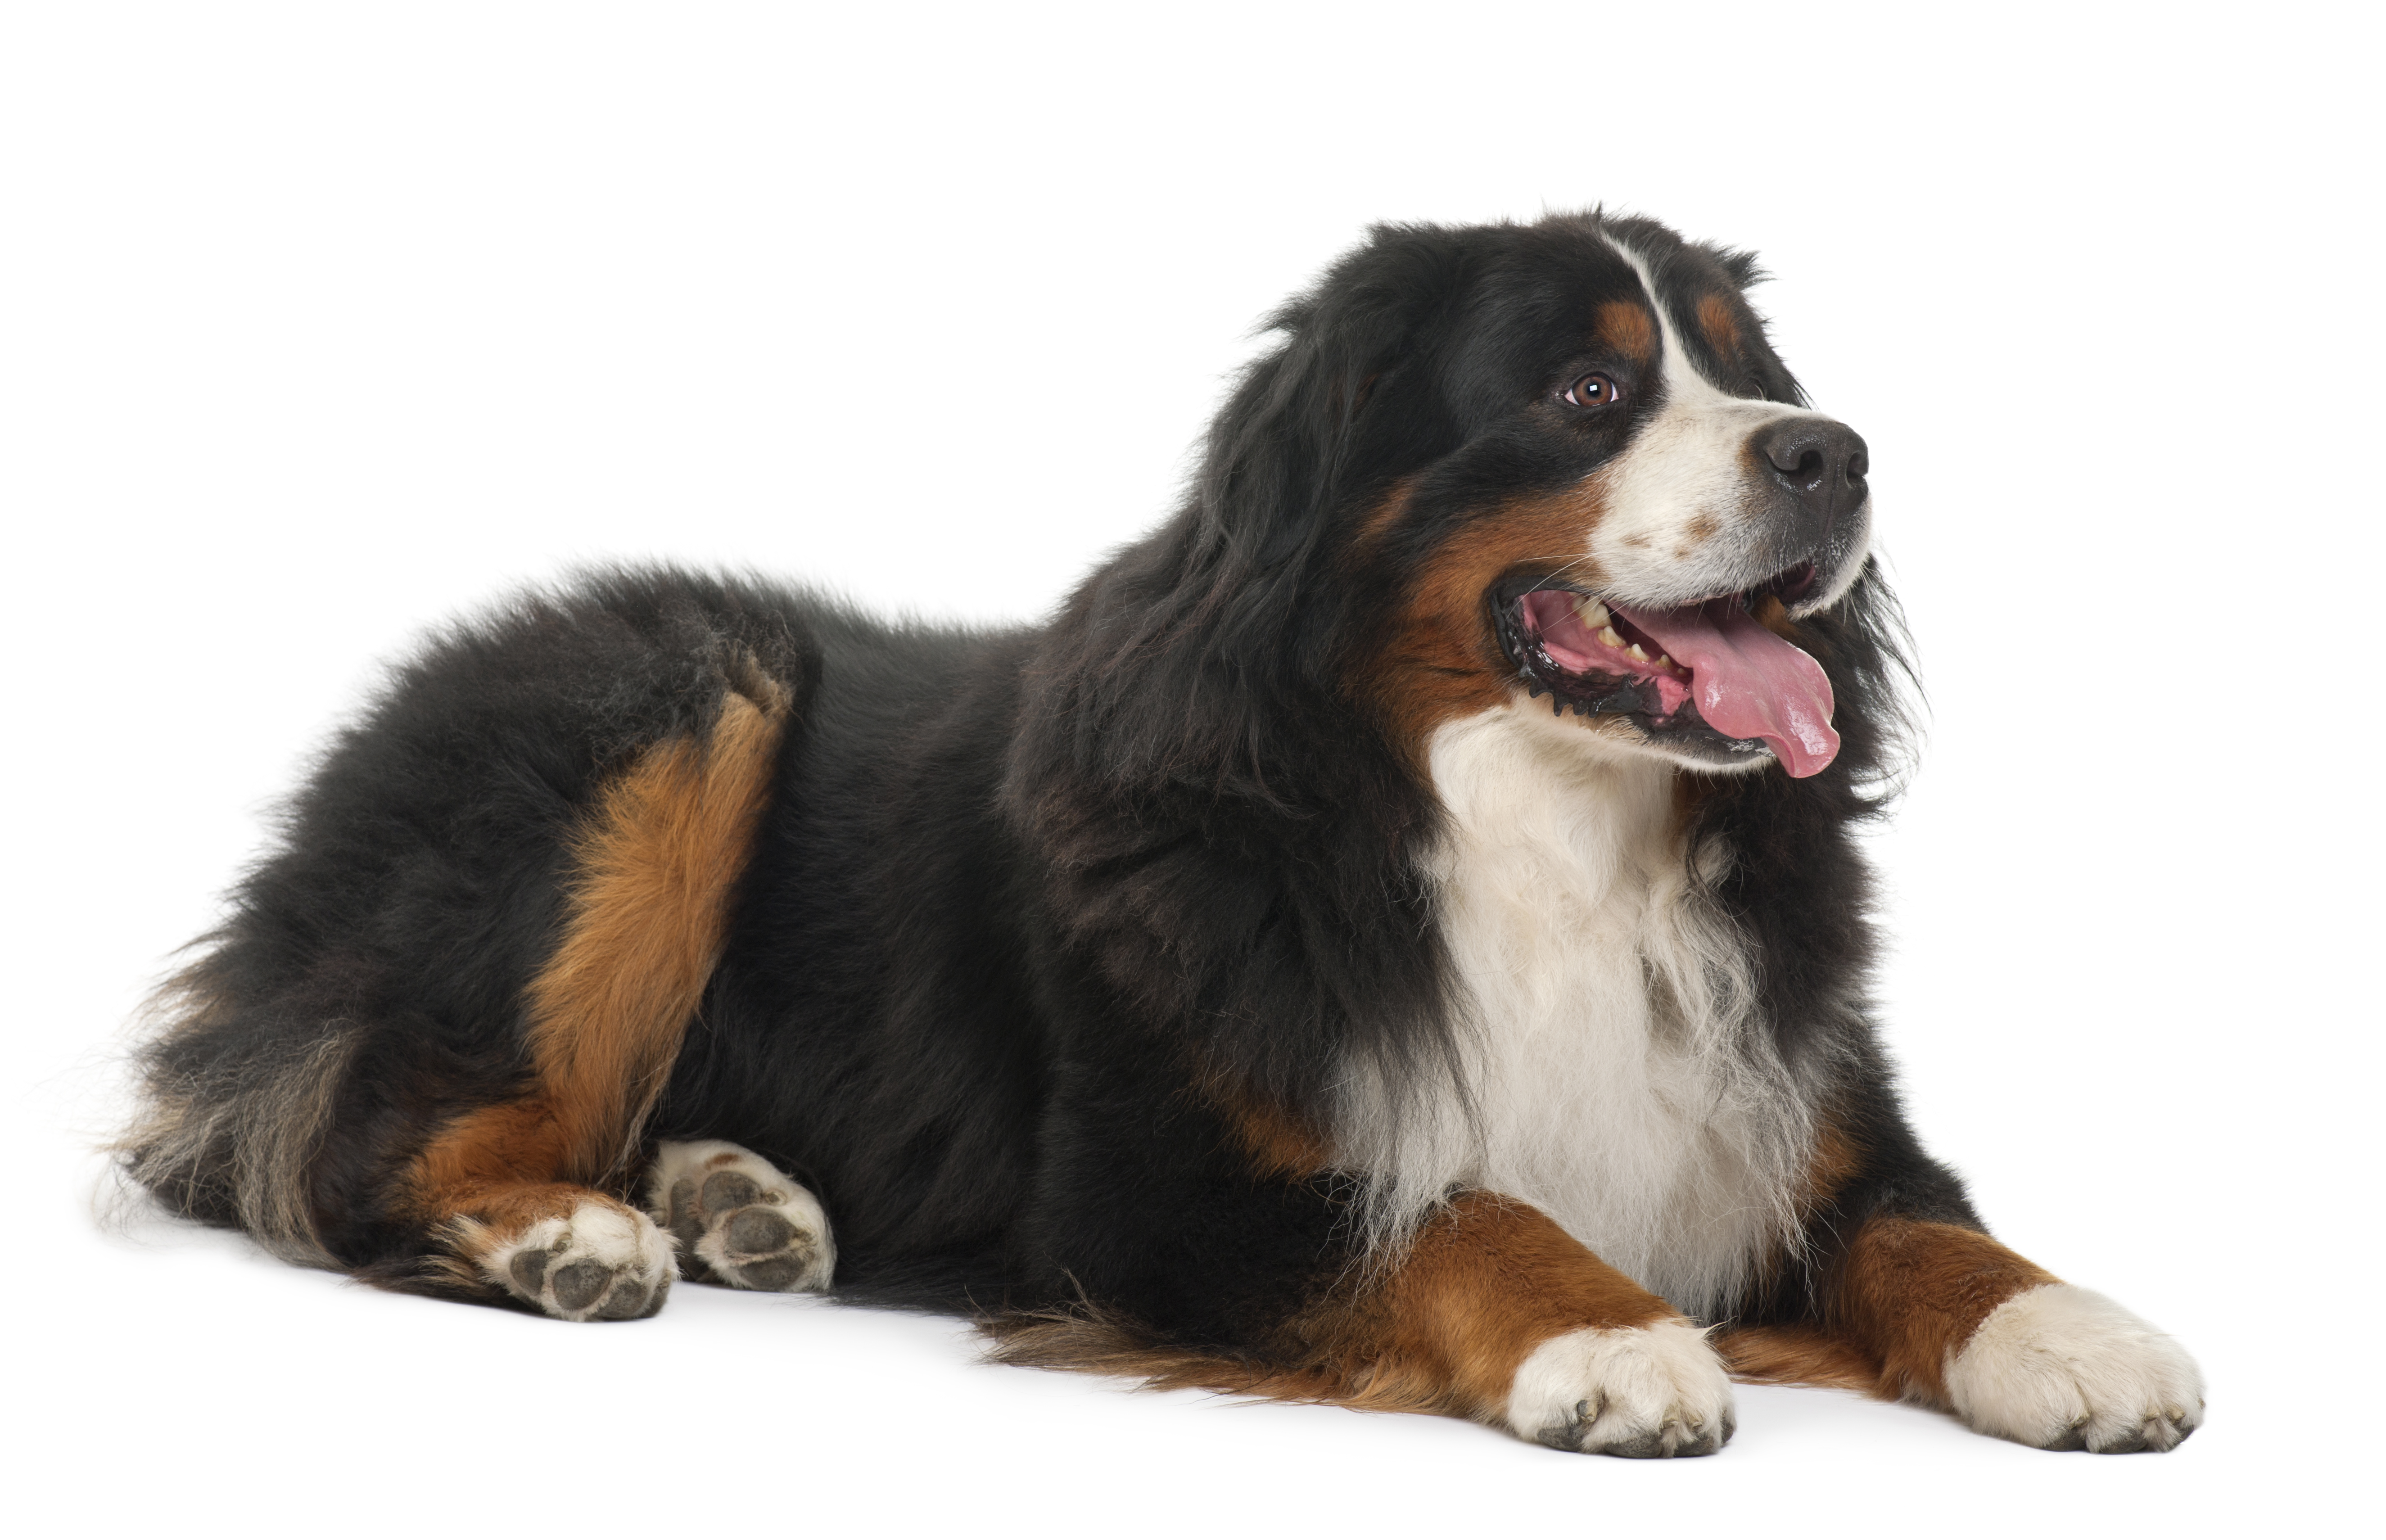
126;211;2201;1456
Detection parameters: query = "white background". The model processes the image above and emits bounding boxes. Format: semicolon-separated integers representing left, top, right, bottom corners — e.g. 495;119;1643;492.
3;3;2376;1535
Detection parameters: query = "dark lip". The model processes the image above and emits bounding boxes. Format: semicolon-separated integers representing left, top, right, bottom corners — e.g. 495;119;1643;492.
1487;560;1819;756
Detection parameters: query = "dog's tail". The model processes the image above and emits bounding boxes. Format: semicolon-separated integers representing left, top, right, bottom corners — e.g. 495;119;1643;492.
117;949;366;1269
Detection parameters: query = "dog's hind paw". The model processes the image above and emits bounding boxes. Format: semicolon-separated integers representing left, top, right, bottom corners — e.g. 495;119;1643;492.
650;1139;835;1293
1507;1320;1736;1457
1946;1283;2204;1452
460;1196;675;1322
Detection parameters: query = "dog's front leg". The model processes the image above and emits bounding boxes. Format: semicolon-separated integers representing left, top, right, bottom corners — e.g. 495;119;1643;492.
1316;1190;1737;1456
1822;1215;2205;1452
1008;1052;1734;1454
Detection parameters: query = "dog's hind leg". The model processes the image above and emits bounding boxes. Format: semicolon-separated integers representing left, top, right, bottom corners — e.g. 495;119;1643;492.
649;1140;835;1292
394;677;794;1320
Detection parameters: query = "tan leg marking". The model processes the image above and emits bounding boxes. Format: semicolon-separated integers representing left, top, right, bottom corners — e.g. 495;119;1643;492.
1715;1123;2049;1400
405;669;792;1311
1724;1208;2204;1451
1830;1217;2061;1404
1296;1191;1681;1420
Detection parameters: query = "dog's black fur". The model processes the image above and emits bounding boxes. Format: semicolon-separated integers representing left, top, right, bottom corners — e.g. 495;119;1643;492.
129;210;1995;1419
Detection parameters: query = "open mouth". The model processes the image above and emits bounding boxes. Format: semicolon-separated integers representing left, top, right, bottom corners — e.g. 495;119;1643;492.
1491;562;1841;777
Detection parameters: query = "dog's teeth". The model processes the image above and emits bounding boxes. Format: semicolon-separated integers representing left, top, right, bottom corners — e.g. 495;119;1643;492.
1625;643;1649;663
1598;626;1626;649
1575;597;1611;628
1655;654;1674;668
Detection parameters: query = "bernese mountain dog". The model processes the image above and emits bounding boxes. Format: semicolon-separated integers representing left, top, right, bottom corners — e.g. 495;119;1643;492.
124;210;2203;1456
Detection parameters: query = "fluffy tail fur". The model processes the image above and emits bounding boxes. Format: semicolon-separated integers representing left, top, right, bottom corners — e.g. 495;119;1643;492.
119;957;365;1268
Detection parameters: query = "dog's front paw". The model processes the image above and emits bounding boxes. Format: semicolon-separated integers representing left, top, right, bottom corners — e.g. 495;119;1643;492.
1946;1283;2203;1452
1507;1320;1735;1457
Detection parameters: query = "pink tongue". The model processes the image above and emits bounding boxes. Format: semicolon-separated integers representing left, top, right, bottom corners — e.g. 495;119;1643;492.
1612;601;1839;777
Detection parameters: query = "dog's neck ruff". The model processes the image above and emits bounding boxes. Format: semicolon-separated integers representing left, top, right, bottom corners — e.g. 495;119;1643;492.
1333;703;1813;1320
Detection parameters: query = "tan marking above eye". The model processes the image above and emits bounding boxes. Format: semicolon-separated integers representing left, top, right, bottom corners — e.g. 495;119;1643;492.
1696;293;1741;357
1595;299;1656;361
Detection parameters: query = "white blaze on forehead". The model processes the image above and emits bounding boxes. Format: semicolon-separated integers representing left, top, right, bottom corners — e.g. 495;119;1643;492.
1585;239;1852;609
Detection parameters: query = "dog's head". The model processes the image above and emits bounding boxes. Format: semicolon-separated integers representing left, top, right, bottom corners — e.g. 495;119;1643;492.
1042;212;1903;813
1218;212;1875;780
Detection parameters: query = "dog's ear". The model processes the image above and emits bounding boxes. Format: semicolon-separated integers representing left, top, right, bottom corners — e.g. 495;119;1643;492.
1197;224;1464;570
1020;227;1465;811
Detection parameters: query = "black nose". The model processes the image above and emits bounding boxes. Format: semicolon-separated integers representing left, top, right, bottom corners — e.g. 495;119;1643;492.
1755;418;1868;533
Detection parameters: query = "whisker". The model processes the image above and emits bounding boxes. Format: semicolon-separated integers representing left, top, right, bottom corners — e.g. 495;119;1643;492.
1529;553;1599;592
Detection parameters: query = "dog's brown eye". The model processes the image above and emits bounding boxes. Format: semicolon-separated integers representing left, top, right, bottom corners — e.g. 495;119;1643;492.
1563;372;1624;408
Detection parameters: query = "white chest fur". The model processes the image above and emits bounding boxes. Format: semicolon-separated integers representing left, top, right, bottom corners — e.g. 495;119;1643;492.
1333;706;1811;1321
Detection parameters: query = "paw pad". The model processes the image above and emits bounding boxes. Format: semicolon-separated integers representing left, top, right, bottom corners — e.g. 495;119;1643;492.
653;1145;833;1293
486;1202;672;1322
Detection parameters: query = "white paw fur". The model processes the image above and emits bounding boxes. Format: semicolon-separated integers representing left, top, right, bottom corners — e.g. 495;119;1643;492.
1507;1320;1736;1456
1946;1283;2204;1452
648;1138;835;1292
466;1199;676;1321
